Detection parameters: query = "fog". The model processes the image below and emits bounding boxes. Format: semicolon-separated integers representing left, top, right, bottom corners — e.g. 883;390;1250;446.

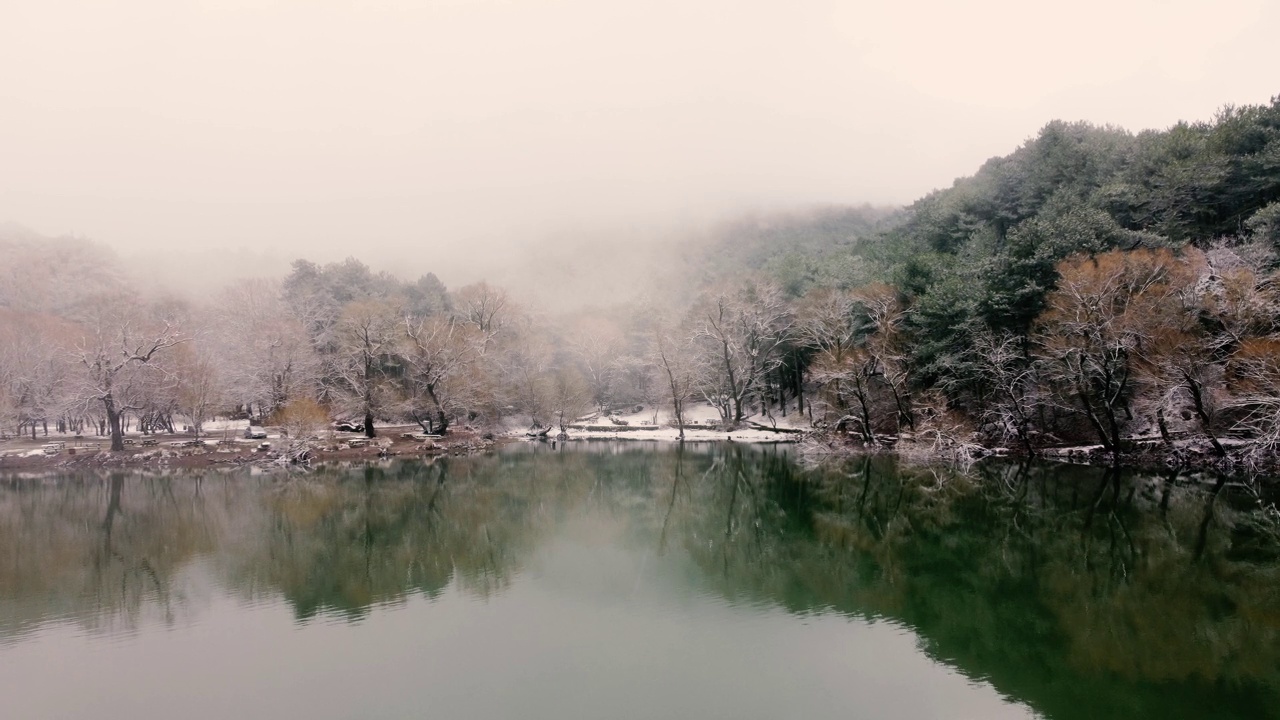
1;0;1277;293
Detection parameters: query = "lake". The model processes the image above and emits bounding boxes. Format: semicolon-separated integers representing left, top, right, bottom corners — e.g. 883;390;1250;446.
1;443;1277;719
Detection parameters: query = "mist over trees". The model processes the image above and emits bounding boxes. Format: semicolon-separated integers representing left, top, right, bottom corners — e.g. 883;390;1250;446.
2;96;1279;462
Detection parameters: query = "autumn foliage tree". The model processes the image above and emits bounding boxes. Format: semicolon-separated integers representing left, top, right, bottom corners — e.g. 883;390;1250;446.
853;284;913;432
795;285;910;442
273;397;330;443
1227;338;1280;458
1035;249;1195;452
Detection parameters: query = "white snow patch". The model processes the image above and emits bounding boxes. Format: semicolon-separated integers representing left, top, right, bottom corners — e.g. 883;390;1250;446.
514;401;808;443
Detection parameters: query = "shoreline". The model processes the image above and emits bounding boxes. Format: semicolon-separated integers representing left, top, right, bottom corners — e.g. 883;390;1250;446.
0;426;500;476
3;424;1275;478
801;431;1280;476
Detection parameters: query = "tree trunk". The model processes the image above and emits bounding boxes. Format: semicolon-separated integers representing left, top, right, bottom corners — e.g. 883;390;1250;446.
364;410;376;438
857;394;874;443
887;384;913;432
1104;402;1123;452
425;383;450;434
659;351;685;441
1183;373;1226;457
778;370;787;418
1076;389;1115;452
796;364;805;415
105;395;125;452
1156;407;1173;448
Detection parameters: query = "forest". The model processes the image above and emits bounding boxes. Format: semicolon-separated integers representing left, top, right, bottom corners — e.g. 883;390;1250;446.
1;96;1278;465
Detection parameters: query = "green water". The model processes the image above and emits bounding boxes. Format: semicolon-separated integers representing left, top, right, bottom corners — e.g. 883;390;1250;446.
1;443;1277;719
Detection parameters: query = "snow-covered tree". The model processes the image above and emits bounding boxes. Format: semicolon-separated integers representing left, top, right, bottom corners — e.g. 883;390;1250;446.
689;279;793;426
66;295;186;451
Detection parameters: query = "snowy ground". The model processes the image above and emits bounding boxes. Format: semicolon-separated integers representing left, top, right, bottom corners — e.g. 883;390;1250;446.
1;403;809;461
507;401;811;443
199;418;258;433
0;418;281;459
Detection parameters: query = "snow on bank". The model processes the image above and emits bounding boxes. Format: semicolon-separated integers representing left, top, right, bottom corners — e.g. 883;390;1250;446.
554;426;798;443
505;401;809;443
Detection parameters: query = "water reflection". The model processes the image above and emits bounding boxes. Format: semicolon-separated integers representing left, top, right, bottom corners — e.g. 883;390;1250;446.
1;445;1277;719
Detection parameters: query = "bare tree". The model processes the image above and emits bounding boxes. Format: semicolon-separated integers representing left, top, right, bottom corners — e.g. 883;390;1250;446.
1035;249;1193;452
795;285;909;441
1123;248;1228;454
0;310;75;439
653;325;696;440
690;279;792;427
547;366;590;433
854;284;913;432
67;297;186;451
808;345;882;442
795;287;860;431
567;316;625;413
795;288;858;356
402;314;483;434
454;282;509;338
503;333;555;429
0;312;29;435
171;343;223;440
212;279;321;420
966;330;1041;452
613;354;659;417
329;299;402;438
1226;337;1280;460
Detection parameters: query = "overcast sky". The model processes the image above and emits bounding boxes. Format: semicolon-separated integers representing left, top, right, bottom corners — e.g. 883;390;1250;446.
1;0;1276;279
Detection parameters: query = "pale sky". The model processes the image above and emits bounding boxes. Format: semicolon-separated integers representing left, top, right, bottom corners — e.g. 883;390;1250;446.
1;0;1276;280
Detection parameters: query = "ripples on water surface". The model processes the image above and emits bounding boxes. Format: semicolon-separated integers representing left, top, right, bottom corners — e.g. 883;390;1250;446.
1;442;1278;719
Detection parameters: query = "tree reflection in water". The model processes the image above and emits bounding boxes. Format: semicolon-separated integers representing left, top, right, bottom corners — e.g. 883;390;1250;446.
1;444;1278;719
